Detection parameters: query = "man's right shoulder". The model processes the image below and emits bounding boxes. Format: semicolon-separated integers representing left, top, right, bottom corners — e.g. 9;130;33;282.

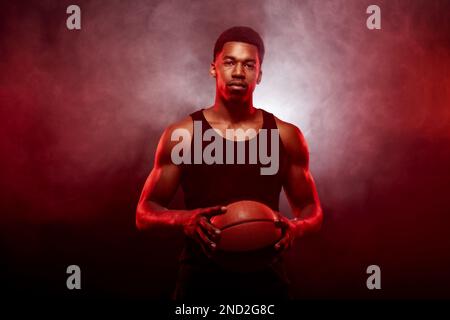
155;115;193;165
158;113;195;150
165;115;193;135
159;107;205;145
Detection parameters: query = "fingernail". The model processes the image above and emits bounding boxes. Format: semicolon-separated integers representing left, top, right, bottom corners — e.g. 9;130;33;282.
221;206;227;211
215;229;221;234
211;243;216;248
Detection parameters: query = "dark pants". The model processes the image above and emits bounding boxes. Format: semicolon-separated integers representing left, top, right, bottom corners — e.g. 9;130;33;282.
172;261;291;301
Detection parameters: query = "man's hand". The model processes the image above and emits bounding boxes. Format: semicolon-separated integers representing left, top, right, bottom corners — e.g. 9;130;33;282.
183;206;227;258
273;213;303;253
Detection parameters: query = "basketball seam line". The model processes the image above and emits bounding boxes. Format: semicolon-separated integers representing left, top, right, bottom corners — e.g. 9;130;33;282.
218;219;277;231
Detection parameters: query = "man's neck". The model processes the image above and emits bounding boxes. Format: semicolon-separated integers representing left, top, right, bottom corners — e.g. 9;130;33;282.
211;96;258;123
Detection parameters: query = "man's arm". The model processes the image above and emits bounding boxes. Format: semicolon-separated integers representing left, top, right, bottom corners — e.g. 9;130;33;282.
135;117;225;255
274;118;323;250
135;121;187;232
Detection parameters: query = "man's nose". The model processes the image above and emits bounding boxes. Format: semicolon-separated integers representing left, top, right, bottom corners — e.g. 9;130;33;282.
232;63;245;78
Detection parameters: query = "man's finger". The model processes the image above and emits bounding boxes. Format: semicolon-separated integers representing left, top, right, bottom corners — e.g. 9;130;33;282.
274;218;288;230
274;238;285;251
200;206;227;218
274;234;290;251
274;236;284;250
194;232;213;258
199;217;221;240
196;227;216;251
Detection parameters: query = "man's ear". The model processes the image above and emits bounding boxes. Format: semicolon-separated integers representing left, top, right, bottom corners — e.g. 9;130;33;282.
209;62;217;78
256;69;262;84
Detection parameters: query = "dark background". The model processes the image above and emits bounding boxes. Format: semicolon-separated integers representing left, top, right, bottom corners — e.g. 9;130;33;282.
1;0;449;300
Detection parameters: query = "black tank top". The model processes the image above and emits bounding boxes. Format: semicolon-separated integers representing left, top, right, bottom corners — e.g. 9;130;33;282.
179;108;288;264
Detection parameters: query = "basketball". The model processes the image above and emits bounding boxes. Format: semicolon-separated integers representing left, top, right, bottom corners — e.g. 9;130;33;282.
210;200;283;271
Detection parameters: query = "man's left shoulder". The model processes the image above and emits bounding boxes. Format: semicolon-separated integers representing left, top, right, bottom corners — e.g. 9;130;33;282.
272;115;309;161
272;116;306;144
259;109;299;135
273;116;298;134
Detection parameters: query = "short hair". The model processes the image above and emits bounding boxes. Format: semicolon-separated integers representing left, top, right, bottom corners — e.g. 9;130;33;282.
213;26;265;65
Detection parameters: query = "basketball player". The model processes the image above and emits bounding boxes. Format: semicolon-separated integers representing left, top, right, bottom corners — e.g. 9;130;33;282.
136;26;323;300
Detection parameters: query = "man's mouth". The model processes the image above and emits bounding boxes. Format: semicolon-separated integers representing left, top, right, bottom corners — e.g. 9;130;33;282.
228;82;247;90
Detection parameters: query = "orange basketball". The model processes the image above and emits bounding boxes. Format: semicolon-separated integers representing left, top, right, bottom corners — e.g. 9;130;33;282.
210;200;282;271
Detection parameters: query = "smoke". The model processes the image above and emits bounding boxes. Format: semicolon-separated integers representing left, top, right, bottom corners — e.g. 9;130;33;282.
256;0;450;210
0;0;449;221
1;0;450;299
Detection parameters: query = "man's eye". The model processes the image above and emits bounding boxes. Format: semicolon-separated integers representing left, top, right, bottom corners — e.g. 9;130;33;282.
245;64;255;69
224;61;234;66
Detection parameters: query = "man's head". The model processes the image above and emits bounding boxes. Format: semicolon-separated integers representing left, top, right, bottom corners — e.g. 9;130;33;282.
213;26;265;66
210;26;265;102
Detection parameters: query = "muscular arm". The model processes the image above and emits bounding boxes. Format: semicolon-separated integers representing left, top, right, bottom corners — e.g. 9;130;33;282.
136;119;193;232
136;118;225;255
278;119;323;238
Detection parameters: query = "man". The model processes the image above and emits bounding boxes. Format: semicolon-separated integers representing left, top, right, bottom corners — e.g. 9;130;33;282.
136;26;323;300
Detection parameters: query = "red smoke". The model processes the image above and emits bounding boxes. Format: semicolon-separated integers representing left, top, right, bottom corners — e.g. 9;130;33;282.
1;0;449;299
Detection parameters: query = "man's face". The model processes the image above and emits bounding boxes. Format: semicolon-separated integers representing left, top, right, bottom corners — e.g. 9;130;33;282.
210;41;262;102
